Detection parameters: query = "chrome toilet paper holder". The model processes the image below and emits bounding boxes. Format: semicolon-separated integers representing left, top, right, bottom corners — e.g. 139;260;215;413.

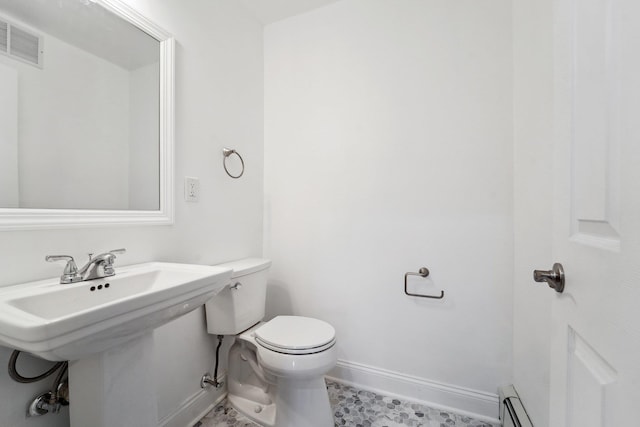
404;267;444;299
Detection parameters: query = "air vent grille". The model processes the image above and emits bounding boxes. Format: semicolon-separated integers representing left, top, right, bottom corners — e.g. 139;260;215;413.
10;26;40;65
0;21;7;53
0;16;42;68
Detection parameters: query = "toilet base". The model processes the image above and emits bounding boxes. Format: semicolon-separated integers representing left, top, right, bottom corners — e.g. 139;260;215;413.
273;377;334;427
228;393;277;426
228;377;333;427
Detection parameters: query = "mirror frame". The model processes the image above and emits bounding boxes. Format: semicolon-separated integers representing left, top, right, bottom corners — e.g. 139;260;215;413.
0;0;174;230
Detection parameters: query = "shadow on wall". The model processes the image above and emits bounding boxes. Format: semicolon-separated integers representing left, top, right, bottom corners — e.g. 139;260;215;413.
265;281;293;319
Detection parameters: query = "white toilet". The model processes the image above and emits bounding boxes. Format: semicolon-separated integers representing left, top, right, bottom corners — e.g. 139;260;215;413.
204;258;337;427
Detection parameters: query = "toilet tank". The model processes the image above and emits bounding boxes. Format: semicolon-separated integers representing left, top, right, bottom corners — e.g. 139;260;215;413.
204;258;272;335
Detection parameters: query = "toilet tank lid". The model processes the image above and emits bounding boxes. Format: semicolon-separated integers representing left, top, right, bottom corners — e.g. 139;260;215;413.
215;258;271;278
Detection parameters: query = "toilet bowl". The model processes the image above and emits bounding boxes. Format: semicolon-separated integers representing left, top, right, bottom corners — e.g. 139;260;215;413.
204;259;337;427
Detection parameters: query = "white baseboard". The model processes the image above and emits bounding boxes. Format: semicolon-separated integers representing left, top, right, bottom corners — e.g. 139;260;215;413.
326;360;500;424
158;374;227;427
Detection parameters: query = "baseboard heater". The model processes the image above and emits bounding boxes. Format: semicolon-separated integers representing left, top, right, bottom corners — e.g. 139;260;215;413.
499;385;534;427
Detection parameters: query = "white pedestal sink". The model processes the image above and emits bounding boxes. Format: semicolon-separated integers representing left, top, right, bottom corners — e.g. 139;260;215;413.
0;262;232;427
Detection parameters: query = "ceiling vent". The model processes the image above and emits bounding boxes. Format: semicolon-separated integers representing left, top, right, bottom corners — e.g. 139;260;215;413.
0;21;7;54
0;17;43;68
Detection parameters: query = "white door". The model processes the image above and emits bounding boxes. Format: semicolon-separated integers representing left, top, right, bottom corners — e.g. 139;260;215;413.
548;0;640;425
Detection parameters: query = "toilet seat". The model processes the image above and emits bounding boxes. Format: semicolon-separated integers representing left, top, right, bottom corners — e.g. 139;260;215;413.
254;316;336;355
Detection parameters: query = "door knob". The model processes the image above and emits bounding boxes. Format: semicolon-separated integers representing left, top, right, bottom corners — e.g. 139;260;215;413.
533;263;565;293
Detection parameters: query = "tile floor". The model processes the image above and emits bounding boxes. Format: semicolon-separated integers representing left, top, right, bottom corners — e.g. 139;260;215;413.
196;380;500;427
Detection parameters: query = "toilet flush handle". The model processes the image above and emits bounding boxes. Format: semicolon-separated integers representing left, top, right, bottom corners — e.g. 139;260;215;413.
230;282;242;290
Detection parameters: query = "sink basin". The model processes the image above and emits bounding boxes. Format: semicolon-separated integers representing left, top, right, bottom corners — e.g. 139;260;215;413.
0;262;231;361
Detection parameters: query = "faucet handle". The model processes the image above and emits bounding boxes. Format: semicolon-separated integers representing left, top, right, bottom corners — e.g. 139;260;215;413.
105;249;126;266
45;255;79;284
46;255;77;272
45;254;73;263
101;249;125;275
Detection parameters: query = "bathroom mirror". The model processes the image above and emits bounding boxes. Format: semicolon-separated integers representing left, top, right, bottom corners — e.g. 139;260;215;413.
0;0;174;229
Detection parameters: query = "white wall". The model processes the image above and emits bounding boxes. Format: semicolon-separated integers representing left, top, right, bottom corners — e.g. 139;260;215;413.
0;62;19;207
0;1;263;426
512;0;554;425
264;0;513;418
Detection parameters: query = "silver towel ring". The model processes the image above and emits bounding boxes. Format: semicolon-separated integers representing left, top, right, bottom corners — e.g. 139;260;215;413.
222;147;244;179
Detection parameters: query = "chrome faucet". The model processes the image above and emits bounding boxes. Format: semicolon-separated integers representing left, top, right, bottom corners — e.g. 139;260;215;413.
46;249;126;284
